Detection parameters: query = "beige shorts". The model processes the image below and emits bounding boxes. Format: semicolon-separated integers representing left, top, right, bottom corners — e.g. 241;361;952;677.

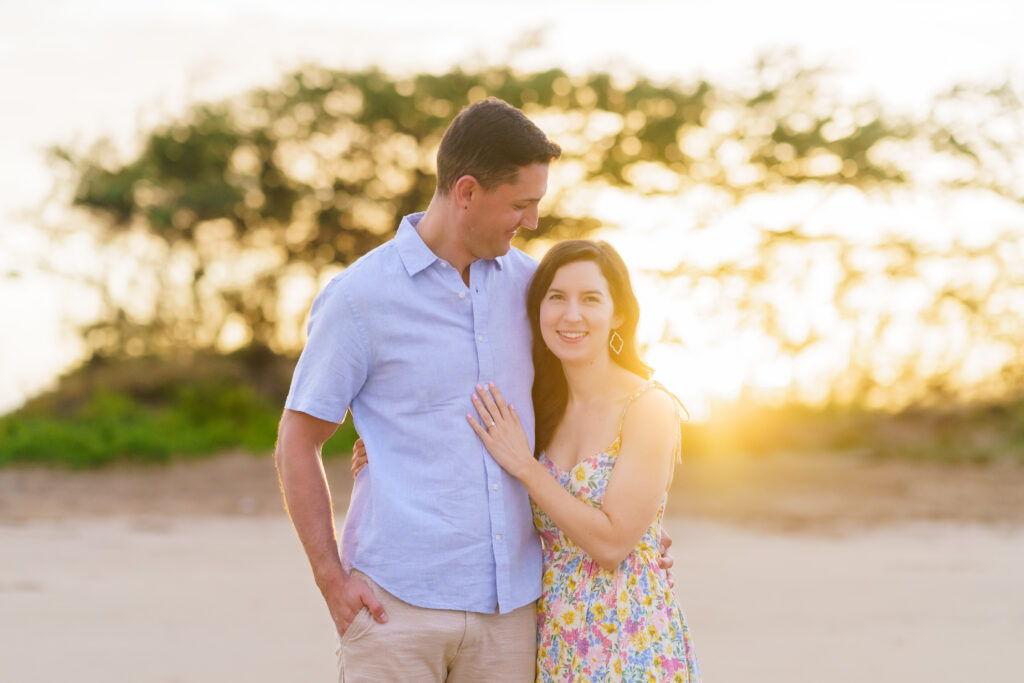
336;570;537;682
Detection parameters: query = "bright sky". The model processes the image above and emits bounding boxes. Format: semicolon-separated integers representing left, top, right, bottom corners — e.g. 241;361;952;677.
1;0;1023;414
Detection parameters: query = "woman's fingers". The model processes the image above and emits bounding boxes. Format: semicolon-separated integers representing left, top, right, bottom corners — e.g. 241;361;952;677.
466;413;490;441
475;384;504;421
487;382;509;418
470;392;495;427
351;438;367;477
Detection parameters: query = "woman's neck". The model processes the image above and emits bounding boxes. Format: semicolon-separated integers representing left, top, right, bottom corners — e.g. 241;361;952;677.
562;356;633;408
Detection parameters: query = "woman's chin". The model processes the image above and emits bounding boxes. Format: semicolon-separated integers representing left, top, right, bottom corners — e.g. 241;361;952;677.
548;348;604;367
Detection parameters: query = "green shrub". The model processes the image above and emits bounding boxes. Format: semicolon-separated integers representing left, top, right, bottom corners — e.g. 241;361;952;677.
0;355;358;467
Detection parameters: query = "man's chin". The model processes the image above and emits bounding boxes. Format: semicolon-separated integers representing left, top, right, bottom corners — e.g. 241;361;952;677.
493;241;515;257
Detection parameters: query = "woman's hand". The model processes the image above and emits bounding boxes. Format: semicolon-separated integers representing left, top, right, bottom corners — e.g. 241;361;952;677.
659;528;675;588
350;438;367;478
467;383;536;481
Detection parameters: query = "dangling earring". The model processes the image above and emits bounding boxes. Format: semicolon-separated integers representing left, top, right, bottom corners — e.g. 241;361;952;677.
609;330;624;355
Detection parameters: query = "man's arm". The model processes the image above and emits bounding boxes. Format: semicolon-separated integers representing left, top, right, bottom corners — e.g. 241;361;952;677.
275;409;386;635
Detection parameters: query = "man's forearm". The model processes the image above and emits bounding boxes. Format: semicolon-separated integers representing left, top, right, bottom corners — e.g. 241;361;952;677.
275;432;347;589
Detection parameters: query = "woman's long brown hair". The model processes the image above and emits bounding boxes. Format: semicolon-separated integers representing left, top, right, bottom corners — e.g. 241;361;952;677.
527;240;652;456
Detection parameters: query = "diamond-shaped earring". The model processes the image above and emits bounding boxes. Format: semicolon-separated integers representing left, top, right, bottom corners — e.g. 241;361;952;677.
609;330;624;355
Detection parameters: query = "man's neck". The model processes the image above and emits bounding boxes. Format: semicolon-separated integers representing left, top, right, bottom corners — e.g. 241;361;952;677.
415;196;477;280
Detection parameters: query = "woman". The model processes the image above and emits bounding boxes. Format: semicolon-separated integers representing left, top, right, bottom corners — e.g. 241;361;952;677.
355;240;700;682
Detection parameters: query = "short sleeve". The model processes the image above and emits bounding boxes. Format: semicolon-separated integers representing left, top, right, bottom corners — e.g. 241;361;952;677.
284;278;370;424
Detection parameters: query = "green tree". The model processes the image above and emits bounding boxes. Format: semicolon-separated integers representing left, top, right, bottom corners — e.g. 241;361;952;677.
41;54;1024;408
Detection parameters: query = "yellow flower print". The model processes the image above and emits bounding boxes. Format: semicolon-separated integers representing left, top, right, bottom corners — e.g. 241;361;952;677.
574;468;585;482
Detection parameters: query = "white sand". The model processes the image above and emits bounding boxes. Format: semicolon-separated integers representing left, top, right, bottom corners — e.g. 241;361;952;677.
2;515;1021;683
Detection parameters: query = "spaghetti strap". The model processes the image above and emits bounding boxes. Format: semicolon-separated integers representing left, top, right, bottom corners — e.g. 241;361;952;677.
616;378;690;463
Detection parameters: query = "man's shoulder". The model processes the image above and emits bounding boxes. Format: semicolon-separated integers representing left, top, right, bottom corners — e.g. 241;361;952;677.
328;240;402;290
310;241;402;316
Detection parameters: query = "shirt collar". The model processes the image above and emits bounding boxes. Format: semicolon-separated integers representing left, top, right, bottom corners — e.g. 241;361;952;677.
395;212;505;276
396;213;439;277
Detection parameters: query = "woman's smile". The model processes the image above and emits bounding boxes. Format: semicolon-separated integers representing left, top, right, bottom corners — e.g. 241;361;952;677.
556;330;589;343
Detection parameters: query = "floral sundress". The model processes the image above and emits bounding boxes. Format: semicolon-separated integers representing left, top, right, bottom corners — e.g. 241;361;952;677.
533;380;701;682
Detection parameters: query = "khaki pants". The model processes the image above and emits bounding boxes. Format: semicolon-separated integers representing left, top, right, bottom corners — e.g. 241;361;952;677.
336;570;537;682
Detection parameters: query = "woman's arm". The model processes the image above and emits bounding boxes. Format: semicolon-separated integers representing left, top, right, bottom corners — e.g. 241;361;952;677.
468;383;678;571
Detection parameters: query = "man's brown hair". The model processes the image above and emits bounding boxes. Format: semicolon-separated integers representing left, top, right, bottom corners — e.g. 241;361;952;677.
436;98;561;194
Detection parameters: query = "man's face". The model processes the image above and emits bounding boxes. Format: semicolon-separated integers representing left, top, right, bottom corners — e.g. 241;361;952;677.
463;162;548;260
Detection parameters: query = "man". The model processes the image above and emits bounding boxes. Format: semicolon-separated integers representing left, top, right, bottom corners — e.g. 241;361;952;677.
276;98;561;681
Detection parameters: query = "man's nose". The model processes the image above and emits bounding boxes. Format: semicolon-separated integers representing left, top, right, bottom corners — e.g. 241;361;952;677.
520;206;539;231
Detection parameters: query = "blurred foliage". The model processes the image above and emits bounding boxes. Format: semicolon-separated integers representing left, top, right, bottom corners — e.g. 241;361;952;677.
15;53;1021;466
0;349;357;467
2;350;1017;467
48;53;1021;363
682;397;1024;464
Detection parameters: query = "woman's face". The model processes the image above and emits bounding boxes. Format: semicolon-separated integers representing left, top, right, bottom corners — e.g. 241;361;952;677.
539;260;623;366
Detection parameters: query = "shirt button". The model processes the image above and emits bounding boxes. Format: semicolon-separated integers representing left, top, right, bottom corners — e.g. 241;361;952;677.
494;534;502;541
439;262;447;268
459;292;466;299
492;483;499;491
477;335;484;341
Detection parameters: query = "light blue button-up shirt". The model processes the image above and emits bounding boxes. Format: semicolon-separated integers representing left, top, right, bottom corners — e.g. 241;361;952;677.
285;212;542;614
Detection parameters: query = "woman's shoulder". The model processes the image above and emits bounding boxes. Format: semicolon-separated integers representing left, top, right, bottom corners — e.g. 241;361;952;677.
621;380;680;431
607;369;678;437
615;383;682;464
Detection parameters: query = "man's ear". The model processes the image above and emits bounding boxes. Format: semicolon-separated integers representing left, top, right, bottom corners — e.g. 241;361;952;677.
453;175;479;209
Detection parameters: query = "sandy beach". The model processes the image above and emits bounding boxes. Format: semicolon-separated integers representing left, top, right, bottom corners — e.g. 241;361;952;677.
2;451;1022;682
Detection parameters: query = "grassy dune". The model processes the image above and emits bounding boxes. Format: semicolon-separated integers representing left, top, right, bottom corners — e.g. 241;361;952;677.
1;352;1021;467
0;351;357;468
